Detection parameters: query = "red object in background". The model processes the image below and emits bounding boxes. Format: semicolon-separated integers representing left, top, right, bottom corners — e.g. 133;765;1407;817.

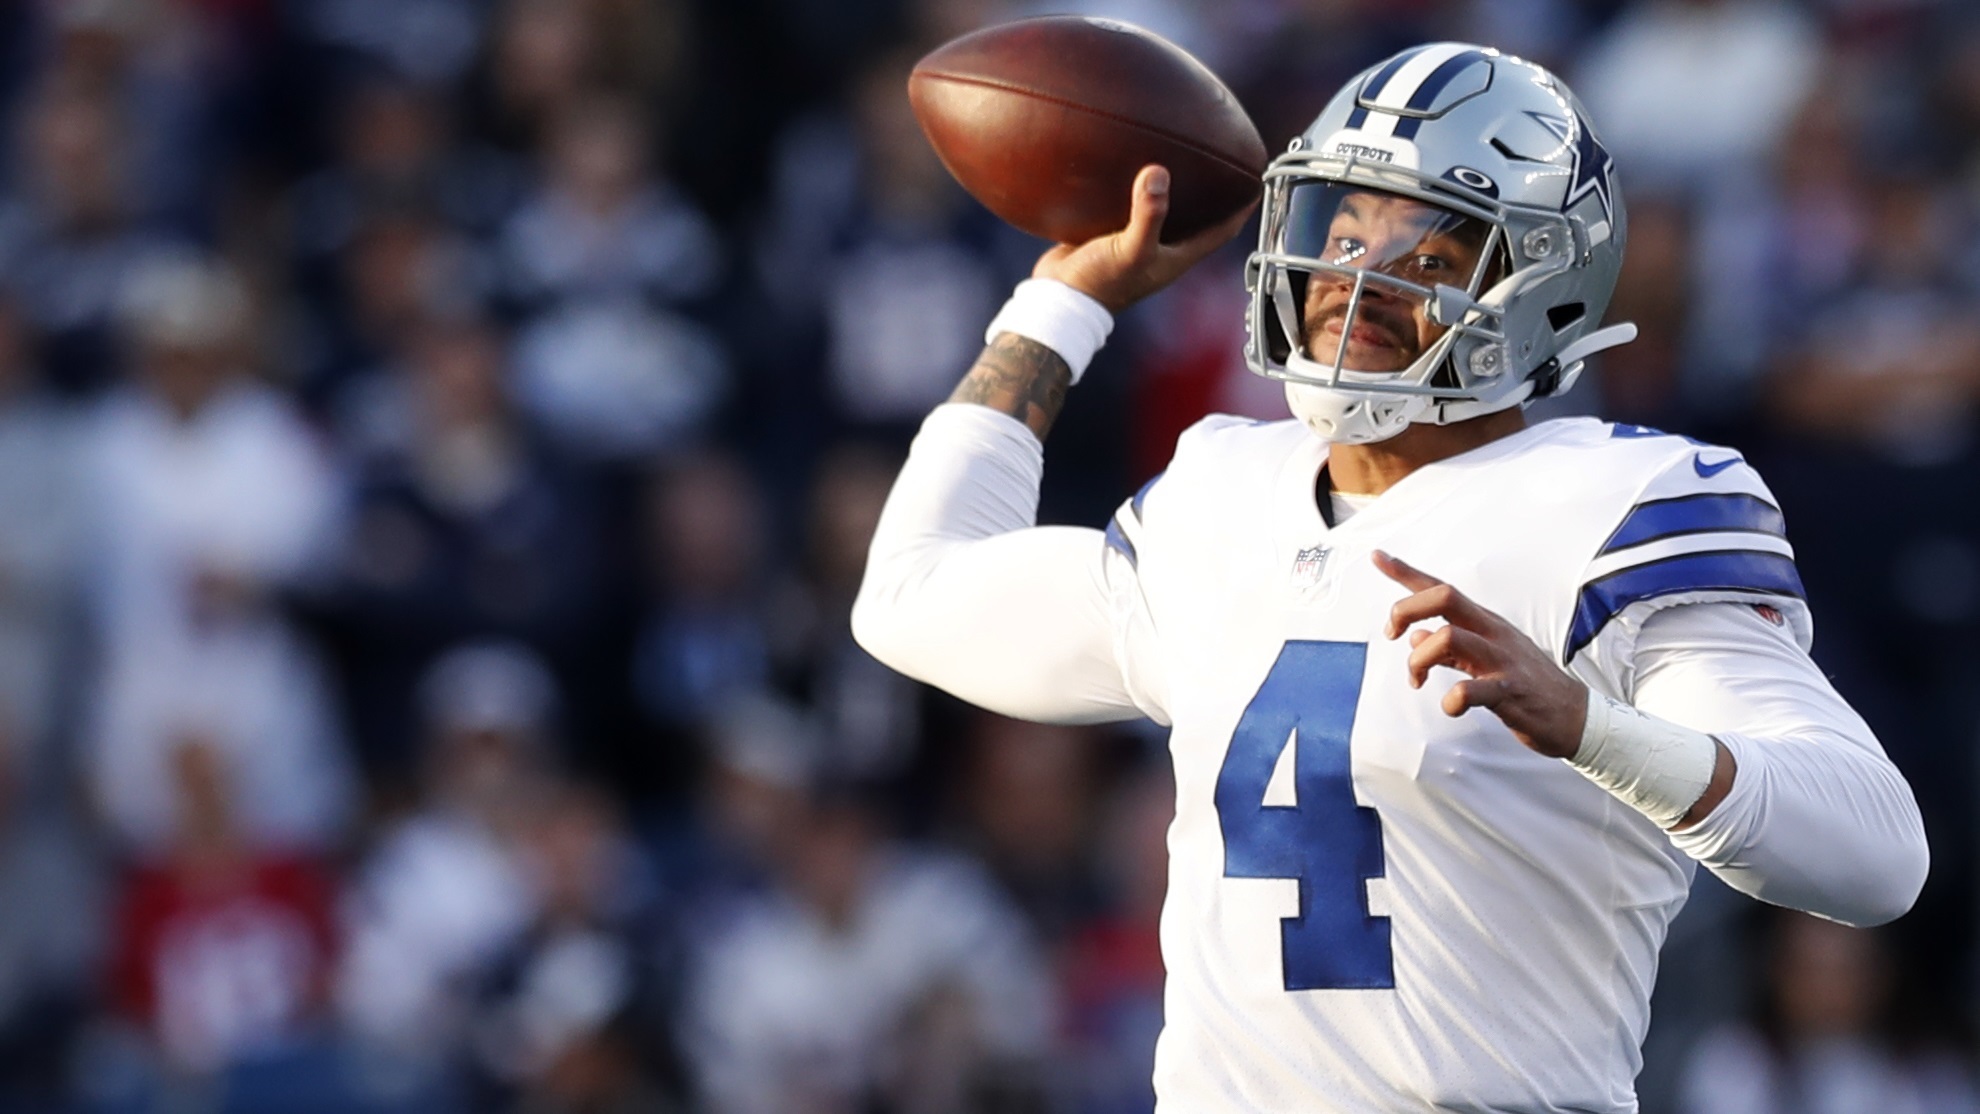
1058;914;1166;1096
1060;917;1164;1025
1129;262;1283;481
108;855;339;1070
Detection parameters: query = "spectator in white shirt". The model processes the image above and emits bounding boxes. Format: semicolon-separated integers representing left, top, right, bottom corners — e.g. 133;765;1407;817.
79;251;354;858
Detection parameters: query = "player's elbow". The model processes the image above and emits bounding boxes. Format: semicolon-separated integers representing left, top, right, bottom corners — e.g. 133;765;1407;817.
849;569;929;682
1837;817;1930;927
849;580;902;670
1697;752;1931;928
1798;801;1930;928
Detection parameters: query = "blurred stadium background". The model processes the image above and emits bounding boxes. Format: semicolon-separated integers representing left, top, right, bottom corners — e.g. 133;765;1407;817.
0;0;1974;1110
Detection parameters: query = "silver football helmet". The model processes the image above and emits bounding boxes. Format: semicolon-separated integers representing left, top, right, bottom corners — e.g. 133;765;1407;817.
1244;43;1636;444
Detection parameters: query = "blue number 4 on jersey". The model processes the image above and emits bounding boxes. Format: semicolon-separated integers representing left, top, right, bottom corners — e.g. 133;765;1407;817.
1215;641;1394;990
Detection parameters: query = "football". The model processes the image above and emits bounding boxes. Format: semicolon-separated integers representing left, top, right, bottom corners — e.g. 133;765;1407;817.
908;16;1267;245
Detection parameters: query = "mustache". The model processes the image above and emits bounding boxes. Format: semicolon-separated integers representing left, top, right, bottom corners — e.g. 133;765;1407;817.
1305;303;1409;350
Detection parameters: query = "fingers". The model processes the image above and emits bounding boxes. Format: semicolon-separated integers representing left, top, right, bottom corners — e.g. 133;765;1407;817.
1403;623;1498;690
1376;550;1496;639
1375;550;1581;747
1120;165;1172;258
1380;549;1514;718
1030;164;1234;313
1409;624;1512;716
1442;678;1507;717
1372;549;1437;591
1386;582;1495;640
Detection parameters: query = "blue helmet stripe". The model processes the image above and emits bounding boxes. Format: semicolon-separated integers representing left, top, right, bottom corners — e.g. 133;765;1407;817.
1565;549;1804;660
1348;48;1425;129
1104;516;1138;567
1597;493;1787;556
1392;50;1489;139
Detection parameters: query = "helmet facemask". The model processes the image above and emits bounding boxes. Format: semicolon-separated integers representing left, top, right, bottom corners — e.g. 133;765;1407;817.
1243;44;1639;445
1247;161;1576;443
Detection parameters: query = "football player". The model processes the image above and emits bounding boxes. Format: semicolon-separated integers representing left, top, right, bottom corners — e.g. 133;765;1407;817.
852;43;1927;1111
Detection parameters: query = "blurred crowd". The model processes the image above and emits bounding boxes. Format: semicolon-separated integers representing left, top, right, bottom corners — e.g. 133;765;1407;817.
1;0;1980;1111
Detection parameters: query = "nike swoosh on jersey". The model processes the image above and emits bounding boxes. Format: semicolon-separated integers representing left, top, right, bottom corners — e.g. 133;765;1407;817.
1693;453;1741;477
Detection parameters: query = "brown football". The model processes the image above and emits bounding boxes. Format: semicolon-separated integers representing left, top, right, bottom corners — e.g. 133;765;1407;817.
908;16;1266;245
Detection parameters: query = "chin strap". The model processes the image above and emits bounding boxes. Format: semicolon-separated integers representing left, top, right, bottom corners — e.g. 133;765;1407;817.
1424;321;1640;426
1554;322;1638;369
1530;322;1638;402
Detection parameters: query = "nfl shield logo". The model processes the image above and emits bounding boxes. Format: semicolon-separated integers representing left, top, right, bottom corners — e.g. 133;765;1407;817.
1292;544;1331;586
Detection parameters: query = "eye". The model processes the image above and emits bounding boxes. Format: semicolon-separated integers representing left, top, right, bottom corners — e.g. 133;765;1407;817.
1329;237;1366;265
1392;252;1463;284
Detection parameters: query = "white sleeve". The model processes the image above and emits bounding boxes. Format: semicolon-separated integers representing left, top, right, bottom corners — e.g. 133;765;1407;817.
1625;602;1928;927
850;403;1158;725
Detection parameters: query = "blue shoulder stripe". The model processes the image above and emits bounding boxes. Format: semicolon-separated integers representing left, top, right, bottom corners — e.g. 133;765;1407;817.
1598;493;1786;556
1565;549;1803;660
1104;516;1137;568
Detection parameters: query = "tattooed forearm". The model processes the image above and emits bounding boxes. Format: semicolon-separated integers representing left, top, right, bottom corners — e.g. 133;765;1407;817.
950;333;1074;441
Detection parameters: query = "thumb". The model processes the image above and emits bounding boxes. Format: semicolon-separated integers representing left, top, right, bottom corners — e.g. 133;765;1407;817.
1121;165;1171;257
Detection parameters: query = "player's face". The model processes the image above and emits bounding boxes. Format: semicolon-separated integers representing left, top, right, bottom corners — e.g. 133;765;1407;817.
1299;191;1490;373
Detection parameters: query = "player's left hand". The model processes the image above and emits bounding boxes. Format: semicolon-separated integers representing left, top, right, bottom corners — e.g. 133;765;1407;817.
1373;550;1587;760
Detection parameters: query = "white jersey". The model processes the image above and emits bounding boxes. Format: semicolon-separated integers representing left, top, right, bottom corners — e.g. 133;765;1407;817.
852;404;1926;1114
1111;414;1796;1111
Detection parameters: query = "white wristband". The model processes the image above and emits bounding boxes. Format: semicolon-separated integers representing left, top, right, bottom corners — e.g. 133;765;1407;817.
1569;692;1718;829
983;278;1115;384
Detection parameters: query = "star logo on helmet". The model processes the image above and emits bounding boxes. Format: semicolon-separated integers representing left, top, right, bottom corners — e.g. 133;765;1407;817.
1565;113;1615;226
1520;109;1615;226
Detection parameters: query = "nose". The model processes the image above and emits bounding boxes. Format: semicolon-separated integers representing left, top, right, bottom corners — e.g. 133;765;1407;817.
1314;269;1408;306
1357;274;1411;301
